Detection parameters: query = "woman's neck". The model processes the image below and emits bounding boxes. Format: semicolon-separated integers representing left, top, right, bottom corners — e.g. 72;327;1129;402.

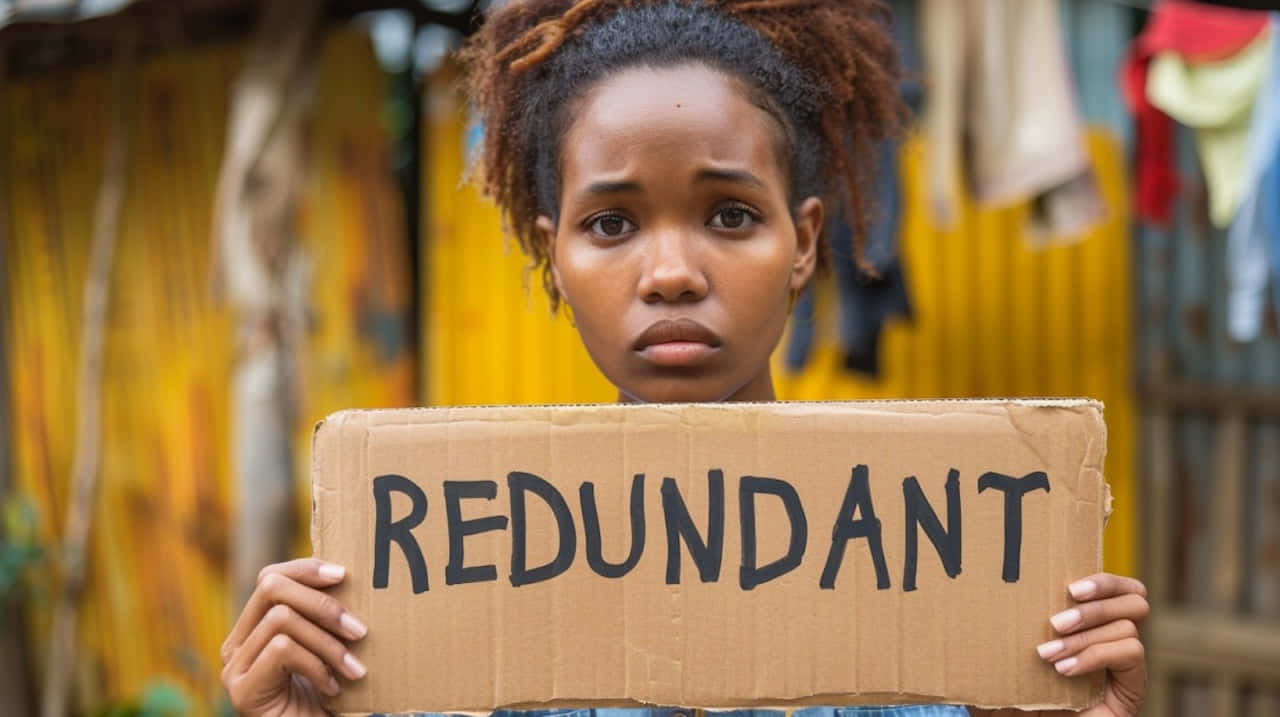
617;368;777;403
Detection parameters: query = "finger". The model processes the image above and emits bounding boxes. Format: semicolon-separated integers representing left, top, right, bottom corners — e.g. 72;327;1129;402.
1051;636;1145;681
259;557;348;588
228;634;340;709
1067;573;1148;601
1036;619;1139;663
229;602;367;682
223;559;347;664
1049;593;1149;635
223;566;364;665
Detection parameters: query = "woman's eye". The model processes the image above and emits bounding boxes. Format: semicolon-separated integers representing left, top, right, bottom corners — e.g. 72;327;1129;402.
589;214;635;237
709;206;757;230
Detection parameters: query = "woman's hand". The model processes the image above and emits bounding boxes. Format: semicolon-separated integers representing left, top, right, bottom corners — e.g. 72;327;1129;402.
221;558;368;716
969;572;1148;717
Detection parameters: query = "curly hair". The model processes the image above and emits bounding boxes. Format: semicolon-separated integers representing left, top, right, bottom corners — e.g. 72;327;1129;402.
461;0;905;307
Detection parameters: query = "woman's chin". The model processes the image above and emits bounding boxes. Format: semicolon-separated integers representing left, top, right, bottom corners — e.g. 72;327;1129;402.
616;376;752;404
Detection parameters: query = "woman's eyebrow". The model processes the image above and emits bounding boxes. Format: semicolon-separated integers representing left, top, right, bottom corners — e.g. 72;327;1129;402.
581;179;644;198
695;167;766;189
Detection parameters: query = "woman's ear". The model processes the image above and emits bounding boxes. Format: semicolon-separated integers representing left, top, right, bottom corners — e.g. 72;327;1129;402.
791;196;823;291
535;214;566;299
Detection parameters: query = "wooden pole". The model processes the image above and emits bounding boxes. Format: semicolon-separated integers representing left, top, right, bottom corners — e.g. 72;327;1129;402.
1248;426;1280;716
212;0;320;611
1207;413;1247;715
39;27;136;717
1141;337;1174;717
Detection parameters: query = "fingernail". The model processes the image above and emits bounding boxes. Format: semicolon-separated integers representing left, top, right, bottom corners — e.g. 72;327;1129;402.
344;652;367;679
1036;639;1065;660
1068;579;1097;600
340;612;367;640
1054;656;1078;675
325;675;341;696
1050;608;1081;632
318;563;345;581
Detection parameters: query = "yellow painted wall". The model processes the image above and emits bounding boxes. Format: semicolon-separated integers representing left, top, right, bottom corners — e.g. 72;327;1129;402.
2;30;415;712
421;74;1137;578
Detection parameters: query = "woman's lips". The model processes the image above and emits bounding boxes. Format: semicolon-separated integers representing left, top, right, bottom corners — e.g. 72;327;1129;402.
638;341;720;367
633;318;722;368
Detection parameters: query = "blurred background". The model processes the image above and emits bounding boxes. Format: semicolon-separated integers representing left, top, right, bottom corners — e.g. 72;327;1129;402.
1;0;1278;714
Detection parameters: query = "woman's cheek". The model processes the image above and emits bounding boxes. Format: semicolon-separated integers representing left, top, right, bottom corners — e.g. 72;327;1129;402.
558;249;634;349
558;240;623;299
723;242;793;312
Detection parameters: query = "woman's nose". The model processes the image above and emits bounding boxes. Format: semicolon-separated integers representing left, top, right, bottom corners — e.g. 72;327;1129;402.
636;227;710;303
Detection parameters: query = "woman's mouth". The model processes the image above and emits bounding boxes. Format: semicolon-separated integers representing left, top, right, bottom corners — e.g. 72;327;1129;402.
632;318;723;368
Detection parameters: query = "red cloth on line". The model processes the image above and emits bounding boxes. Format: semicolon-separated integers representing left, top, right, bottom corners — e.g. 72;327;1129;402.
1121;0;1269;226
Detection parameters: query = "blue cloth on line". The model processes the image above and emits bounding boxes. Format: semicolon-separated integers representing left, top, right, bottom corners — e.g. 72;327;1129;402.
1226;13;1280;342
786;140;911;376
378;707;971;717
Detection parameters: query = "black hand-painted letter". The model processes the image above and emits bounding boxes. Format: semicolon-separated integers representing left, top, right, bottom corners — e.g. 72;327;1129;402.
739;476;808;590
661;470;725;584
820;465;890;590
580;474;646;578
508;471;577;587
444;480;508;585
372;474;430;593
978;471;1050;582
902;469;962;592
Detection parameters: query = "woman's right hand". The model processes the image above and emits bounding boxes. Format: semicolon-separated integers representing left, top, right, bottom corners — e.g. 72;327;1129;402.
221;558;368;716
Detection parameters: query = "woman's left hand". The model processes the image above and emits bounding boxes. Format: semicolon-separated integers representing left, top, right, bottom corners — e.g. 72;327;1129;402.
968;572;1149;717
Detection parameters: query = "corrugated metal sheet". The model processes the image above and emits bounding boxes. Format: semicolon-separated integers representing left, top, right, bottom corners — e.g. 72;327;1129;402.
420;70;1138;577
1;28;414;713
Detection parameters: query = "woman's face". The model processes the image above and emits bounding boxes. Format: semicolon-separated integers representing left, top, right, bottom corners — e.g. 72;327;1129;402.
537;63;823;403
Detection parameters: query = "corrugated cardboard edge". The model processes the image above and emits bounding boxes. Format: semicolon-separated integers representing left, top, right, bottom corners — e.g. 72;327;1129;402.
311;409;362;569
316;397;1101;417
331;691;1099;717
1018;399;1108;713
310;413;332;561
312;399;1112;715
1074;400;1110;713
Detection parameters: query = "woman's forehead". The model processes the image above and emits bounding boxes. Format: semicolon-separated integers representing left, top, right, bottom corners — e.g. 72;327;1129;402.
561;64;788;188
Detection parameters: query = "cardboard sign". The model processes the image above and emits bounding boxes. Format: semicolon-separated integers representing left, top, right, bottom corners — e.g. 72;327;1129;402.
311;400;1109;714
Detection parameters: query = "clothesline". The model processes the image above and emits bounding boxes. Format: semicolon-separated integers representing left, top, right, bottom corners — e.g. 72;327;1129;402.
1102;0;1152;10
1099;0;1280;13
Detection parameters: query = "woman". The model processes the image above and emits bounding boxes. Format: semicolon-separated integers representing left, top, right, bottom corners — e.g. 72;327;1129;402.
220;1;1149;715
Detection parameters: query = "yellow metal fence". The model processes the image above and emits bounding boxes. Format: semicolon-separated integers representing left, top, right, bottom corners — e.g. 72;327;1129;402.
2;30;415;712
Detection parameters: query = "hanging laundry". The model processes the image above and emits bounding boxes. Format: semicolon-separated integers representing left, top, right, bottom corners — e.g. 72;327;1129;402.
1266;154;1280;336
1121;0;1269;227
786;0;916;376
1061;0;1135;149
1226;13;1280;343
837;261;912;377
919;0;1103;244
886;0;924;114
1147;29;1273;230
786;141;911;377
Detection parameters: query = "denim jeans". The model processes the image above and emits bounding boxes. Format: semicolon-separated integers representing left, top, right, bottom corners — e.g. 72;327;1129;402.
380;706;971;717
